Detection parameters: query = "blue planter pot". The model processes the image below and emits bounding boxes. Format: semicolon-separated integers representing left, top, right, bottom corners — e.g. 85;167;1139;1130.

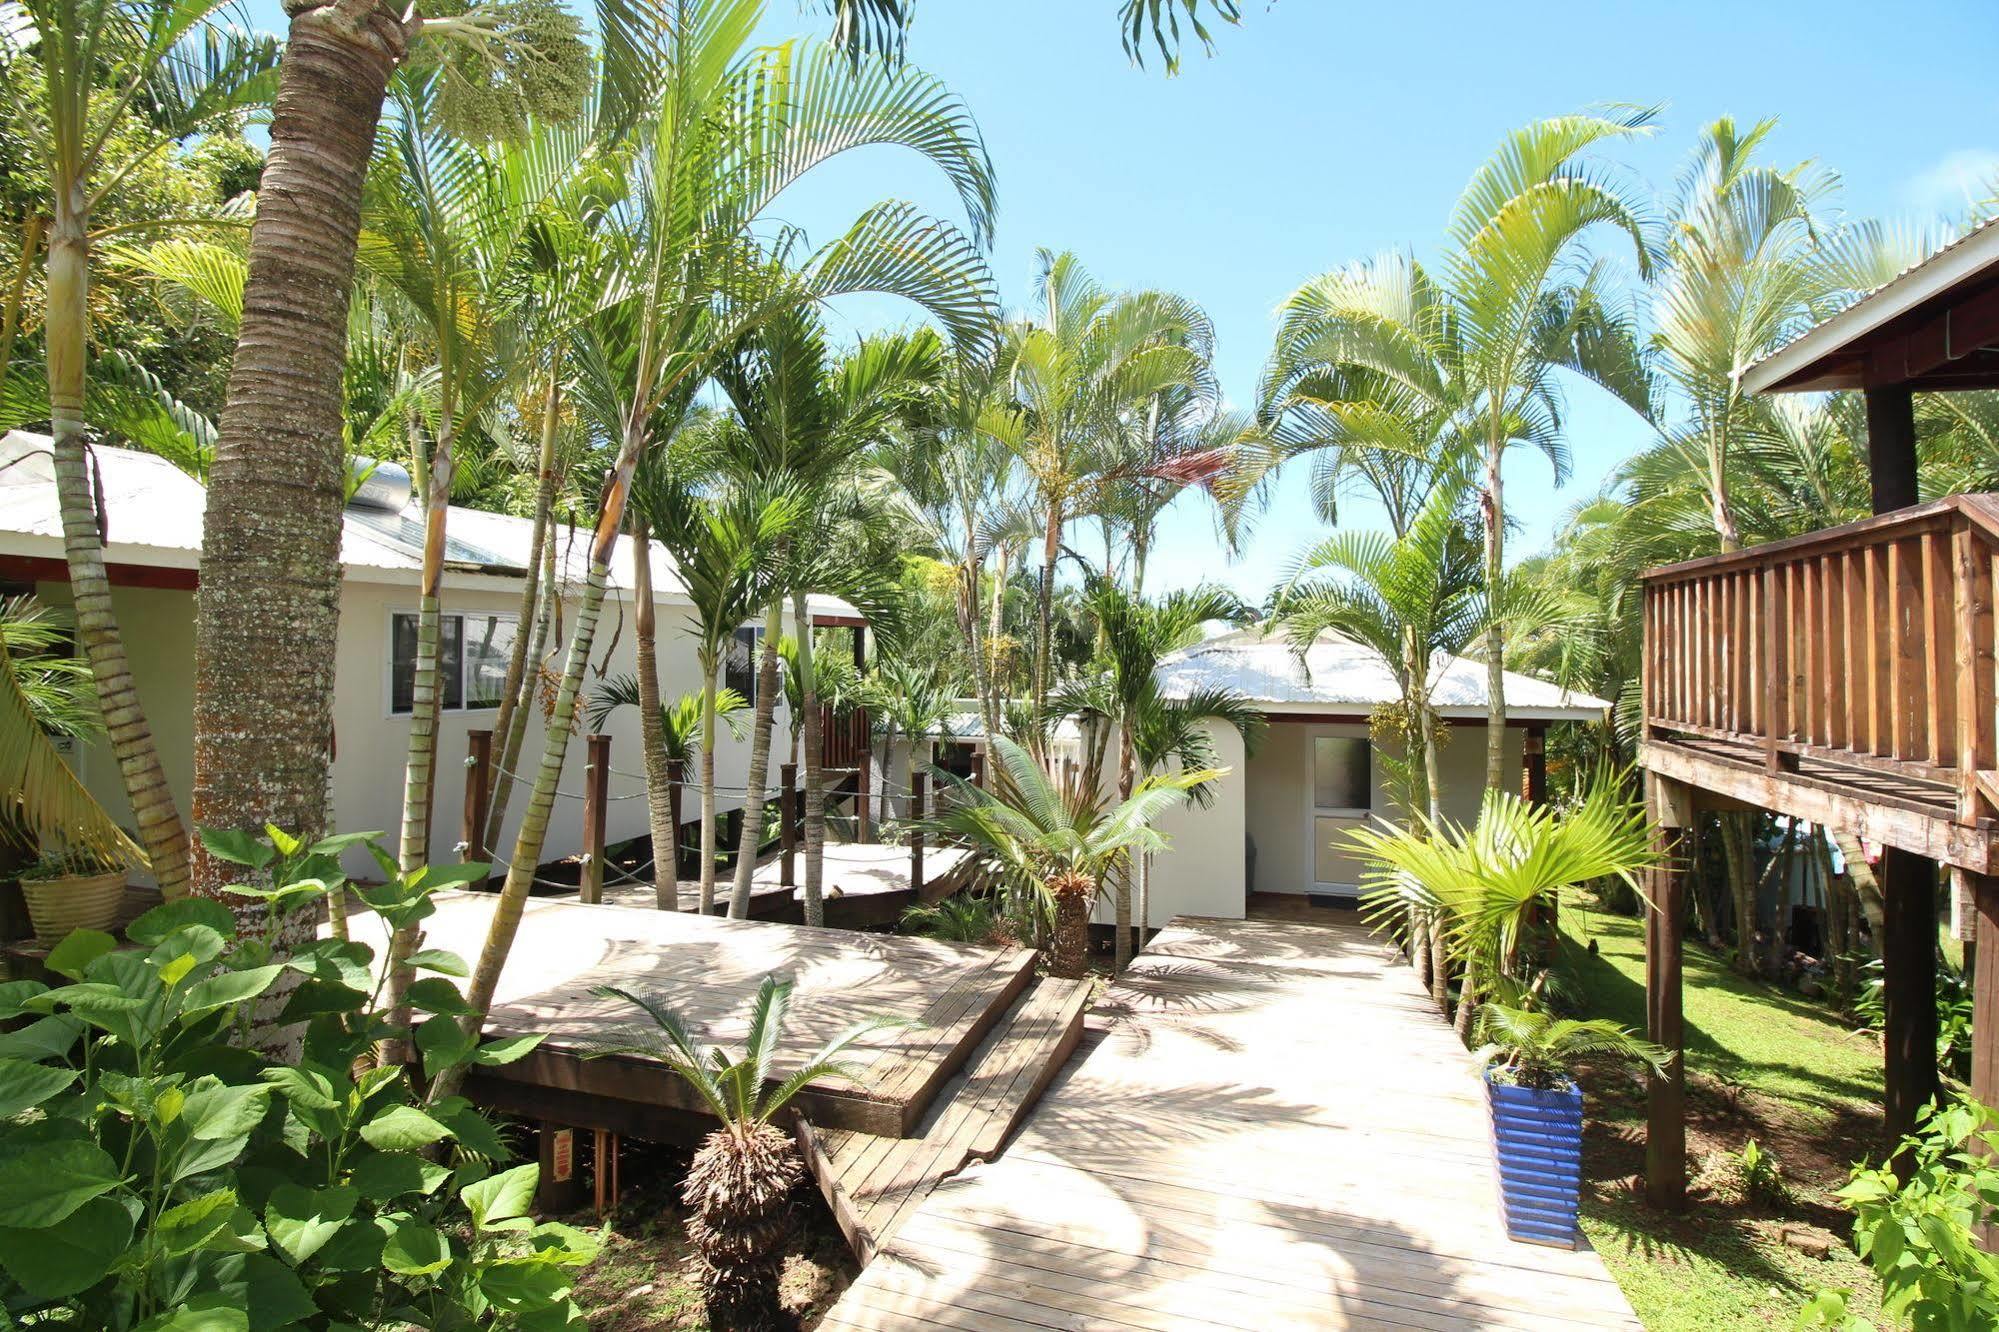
1485;1070;1584;1248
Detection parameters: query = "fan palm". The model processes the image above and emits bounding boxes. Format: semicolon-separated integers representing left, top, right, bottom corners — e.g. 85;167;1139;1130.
12;0;279;899
589;974;897;1330
922;735;1216;978
1473;1003;1671;1092
1259;110;1657;793
1347;769;1659;1038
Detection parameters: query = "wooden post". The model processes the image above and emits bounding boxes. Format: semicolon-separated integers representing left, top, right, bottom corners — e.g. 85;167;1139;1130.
1971;870;1999;1250
666;759;685;885
970;748;986;791
780;762;797;887
1645;771;1694;1212
910;770;926;894
856;762;872;844
581;733;610;905
536;1124;585;1215
1866;385;1920;514
1881;845;1941;1154
464;729;493;869
592;1129;620;1218
1523;728;1547;807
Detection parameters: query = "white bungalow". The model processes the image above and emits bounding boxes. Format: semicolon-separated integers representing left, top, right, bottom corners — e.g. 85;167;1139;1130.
1139;627;1612;921
0;433;865;880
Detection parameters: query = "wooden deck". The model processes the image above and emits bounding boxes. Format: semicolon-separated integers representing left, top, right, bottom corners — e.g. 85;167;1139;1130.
348;893;1033;1137
824;915;1641;1330
583;842;976;927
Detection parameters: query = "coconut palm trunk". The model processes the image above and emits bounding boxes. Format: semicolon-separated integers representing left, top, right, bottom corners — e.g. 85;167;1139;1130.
728;605;781;918
45;188;192;897
1113;727;1136;971
631;519;678;910
489;532;558;852
192;6;408;897
1048;870;1092;979
485;377;563;851
1033;509;1060;725
793;591;827;926
399;425;456;871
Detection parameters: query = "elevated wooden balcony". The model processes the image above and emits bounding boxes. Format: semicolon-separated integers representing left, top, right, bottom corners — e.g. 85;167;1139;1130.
1641;494;1999;873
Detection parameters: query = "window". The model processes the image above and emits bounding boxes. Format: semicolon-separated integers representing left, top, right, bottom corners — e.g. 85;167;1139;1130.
724;626;760;704
390;611;516;715
1312;736;1371;814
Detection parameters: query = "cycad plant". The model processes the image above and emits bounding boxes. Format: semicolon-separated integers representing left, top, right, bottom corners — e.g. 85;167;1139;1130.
590;975;895;1331
1473;1003;1670;1092
1348;770;1659;1038
923;735;1215;977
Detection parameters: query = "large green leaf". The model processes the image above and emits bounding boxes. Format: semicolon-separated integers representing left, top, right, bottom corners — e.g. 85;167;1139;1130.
358;1105;453;1152
128;898;237;948
347;1150;449;1202
460;1162;538;1231
381;1219;453;1276
0;1057;76;1116
179;1082;272;1141
44;929;118;982
150;1188;242;1257
0;1194;134;1298
180;966;283;1021
262;1183;358;1265
132;1295;249;1332
0;1135;122;1227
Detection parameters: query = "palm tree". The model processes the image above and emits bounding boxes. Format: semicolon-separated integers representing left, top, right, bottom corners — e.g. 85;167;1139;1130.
1473;1003;1670;1090
1262;110;1657;793
866;654;959;828
188;0;593;896
435;9;999;1096
1347;770;1659;1038
1004;250;1213;723
710;311;943;922
590;974;895;1330
589;677;751;896
923;735;1215;978
1072;577;1251;968
17;0;278;899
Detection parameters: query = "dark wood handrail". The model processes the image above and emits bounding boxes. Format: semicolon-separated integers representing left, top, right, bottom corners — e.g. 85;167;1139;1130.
1642;493;1999;824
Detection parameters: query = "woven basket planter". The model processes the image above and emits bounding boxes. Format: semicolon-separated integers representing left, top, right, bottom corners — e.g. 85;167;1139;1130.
21;870;126;946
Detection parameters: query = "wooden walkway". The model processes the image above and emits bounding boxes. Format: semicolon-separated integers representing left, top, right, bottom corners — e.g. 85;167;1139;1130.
585;842;976;927
824;915;1641;1330
348;893;1032;1137
801;976;1095;1264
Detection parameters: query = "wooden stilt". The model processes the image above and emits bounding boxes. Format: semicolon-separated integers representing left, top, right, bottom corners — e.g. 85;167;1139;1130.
536;1123;584;1216
1523;728;1547;807
1645;772;1694;1212
910;770;926;894
781;761;797;888
463;729;492;870
581;733;609;905
667;758;685;883
1881;846;1940;1156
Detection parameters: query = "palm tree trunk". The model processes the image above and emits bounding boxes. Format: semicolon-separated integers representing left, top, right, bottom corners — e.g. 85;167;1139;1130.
1481;439;1507;792
45;186;191;897
1136;848;1151;951
192;3;409;901
1034;505;1060;725
631;518;677;911
1113;728;1135;972
442;430;640;1102
795;590;826;927
699;664;719;914
728;605;781;918
489;532;557;852
1050;876;1090;979
399;424;454;872
485;376;561;849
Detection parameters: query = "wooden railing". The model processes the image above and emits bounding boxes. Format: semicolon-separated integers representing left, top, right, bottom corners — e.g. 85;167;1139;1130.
820;704;870;772
1642;495;1999;824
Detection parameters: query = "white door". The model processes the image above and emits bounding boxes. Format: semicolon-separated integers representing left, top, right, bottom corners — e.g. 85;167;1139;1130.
1307;729;1372;896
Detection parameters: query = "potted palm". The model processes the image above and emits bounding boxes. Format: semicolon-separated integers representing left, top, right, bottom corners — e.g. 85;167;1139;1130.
589;975;896;1332
1473;1004;1671;1247
1;596;147;941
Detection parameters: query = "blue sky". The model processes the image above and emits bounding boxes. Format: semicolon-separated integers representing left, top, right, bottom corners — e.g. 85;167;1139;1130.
243;0;1999;597
752;0;1999;598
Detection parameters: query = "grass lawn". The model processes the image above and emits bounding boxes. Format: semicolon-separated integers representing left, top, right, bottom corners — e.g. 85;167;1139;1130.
1557;893;1890;1330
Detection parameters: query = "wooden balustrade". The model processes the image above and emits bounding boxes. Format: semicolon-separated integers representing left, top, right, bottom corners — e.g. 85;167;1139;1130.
1643;495;1999;825
820;704;870;772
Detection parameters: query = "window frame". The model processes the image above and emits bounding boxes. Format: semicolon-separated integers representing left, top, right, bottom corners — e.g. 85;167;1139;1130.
1308;731;1372;820
723;624;762;706
385;607;519;719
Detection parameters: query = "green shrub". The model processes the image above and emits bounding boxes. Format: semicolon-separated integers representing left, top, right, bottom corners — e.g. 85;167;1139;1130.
1801;1097;1999;1330
0;826;597;1331
1739;1138;1787;1208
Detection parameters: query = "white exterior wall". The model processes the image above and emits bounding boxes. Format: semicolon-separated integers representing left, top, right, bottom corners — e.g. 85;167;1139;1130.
36;573;789;881
1140;720;1247;926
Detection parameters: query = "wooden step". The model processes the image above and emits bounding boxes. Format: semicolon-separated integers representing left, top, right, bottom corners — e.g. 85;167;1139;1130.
799;974;1095;1264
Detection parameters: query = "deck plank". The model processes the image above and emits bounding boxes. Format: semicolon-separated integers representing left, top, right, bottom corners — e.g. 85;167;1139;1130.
826;915;1642;1329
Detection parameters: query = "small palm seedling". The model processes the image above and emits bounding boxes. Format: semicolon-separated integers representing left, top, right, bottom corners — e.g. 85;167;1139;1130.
1474;1004;1673;1091
1739;1138;1788;1208
590;976;899;1331
901;894;1008;945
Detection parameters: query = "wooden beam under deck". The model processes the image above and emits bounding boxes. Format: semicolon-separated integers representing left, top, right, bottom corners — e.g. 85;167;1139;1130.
1641;735;1999;873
